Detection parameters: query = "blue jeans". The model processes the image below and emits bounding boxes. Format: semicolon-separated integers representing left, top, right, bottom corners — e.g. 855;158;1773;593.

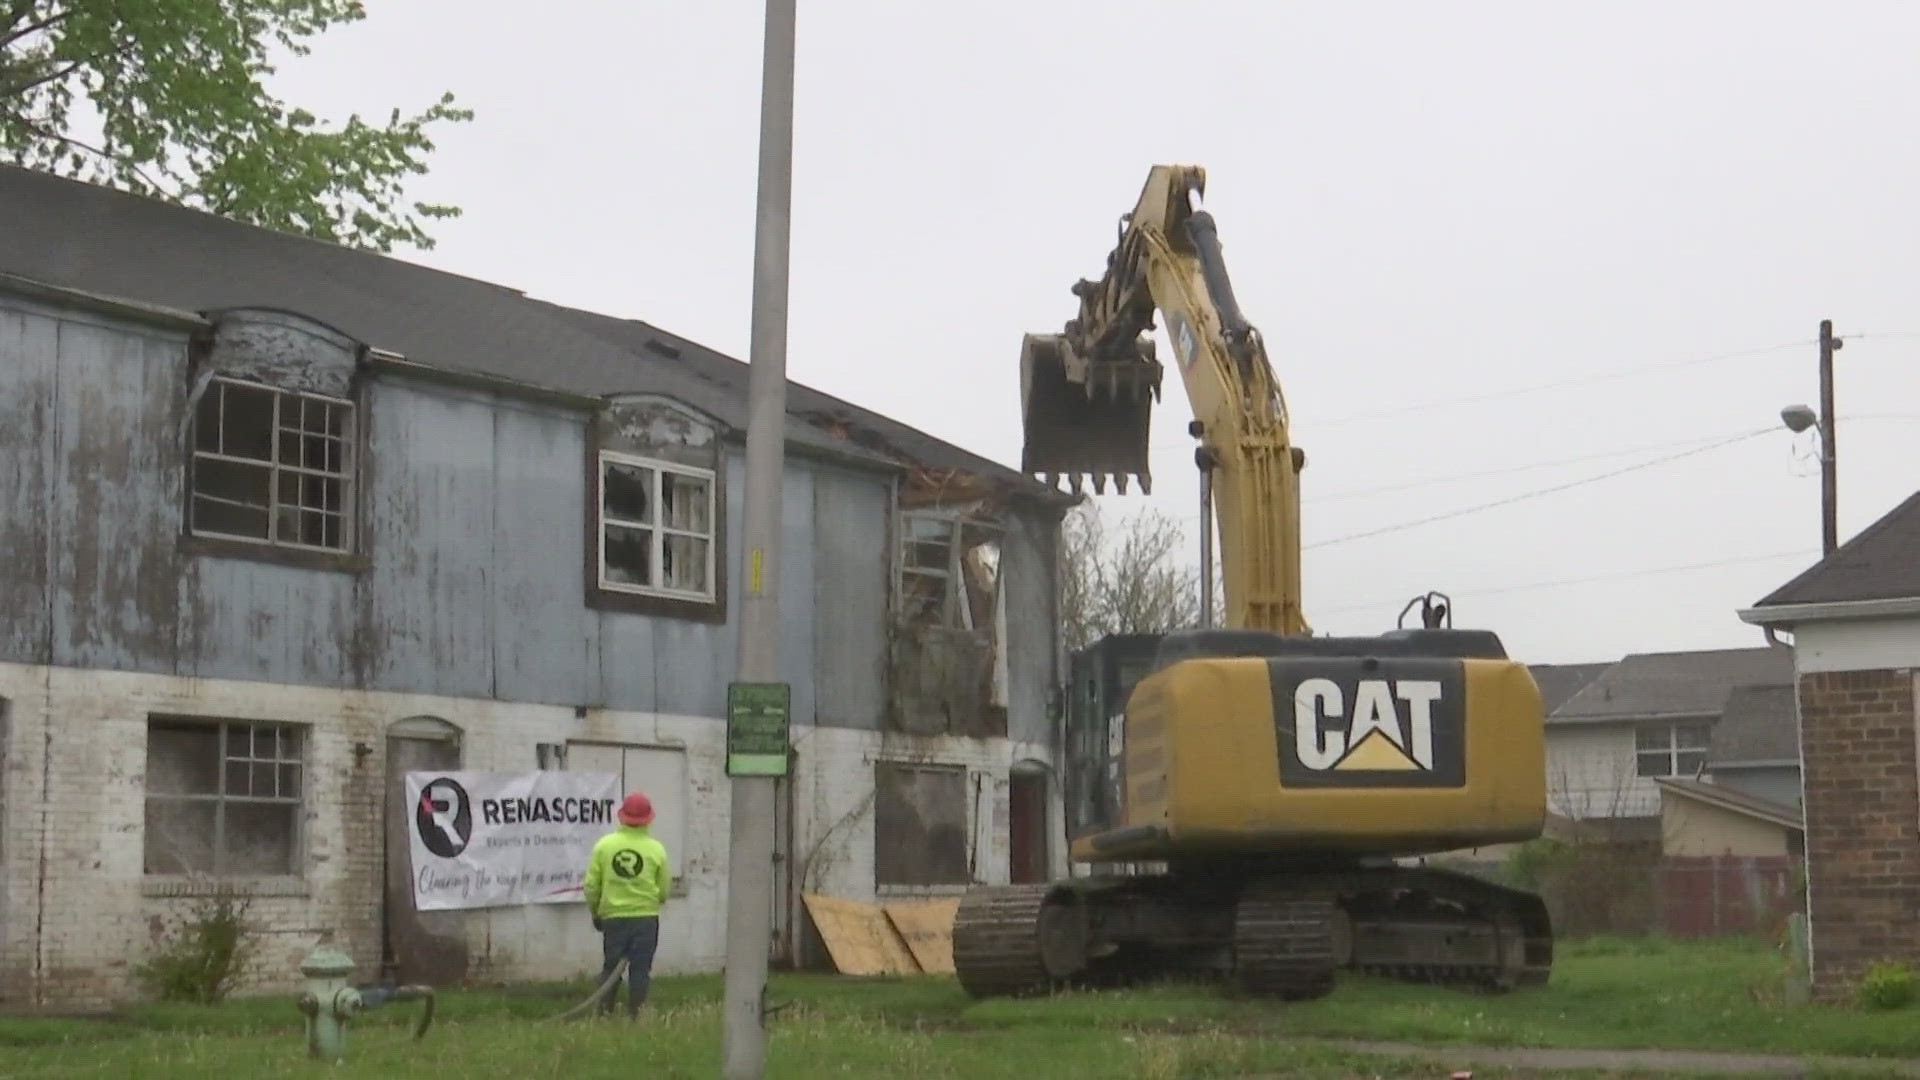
598;915;660;1016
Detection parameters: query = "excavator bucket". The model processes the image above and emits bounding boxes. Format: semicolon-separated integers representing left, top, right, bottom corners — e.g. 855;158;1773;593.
1018;332;1162;496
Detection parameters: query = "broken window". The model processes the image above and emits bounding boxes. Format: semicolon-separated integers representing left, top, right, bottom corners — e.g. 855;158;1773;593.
1635;719;1712;778
144;718;305;877
874;762;971;887
898;512;1002;631
189;376;355;552
598;451;717;601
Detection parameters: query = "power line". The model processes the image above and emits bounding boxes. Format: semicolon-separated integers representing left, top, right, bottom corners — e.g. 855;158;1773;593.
1139;333;1920;452
1302;339;1815;428
1302;426;1776;551
1145;414;1920;525
1310;549;1818;619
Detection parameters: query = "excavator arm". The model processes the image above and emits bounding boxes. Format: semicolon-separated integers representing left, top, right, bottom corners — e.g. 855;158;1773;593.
1020;164;1308;635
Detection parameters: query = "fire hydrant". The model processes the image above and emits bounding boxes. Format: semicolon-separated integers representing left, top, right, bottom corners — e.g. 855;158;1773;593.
295;943;363;1064
294;942;436;1064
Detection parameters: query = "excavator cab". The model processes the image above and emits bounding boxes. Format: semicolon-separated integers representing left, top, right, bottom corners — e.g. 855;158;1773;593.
1018;332;1162;496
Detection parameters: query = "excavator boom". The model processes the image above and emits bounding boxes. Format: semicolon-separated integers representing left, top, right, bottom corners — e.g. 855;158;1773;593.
1019;165;1307;634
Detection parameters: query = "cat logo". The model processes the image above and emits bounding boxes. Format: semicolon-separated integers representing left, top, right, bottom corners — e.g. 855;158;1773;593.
1295;678;1440;773
1272;662;1467;789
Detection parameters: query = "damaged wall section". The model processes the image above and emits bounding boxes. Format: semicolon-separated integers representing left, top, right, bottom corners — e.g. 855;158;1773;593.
888;475;1015;740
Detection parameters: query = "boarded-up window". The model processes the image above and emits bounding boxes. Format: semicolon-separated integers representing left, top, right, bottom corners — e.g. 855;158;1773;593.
874;763;970;886
565;741;688;894
144;718;305;876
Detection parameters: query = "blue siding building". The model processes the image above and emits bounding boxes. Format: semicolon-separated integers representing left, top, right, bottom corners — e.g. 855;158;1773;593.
0;165;1076;1009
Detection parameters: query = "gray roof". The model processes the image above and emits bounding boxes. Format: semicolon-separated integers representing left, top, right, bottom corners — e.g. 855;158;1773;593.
0;164;1069;505
1653;777;1803;830
1529;661;1612;716
1752;490;1920;608
1553;646;1794;724
1708;684;1798;766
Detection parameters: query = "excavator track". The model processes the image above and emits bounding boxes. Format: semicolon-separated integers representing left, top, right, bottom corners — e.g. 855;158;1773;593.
1230;892;1338;999
951;884;1071;998
952;866;1551;1000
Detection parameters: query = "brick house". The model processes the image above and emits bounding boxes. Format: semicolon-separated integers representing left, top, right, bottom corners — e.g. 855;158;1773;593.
1738;490;1920;1000
0;165;1078;1010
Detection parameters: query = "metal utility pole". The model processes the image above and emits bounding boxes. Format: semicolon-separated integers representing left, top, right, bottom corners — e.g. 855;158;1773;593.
722;0;797;1076
1818;319;1841;557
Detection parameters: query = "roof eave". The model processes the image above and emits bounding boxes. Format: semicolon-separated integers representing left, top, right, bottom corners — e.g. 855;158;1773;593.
1738;595;1920;627
0;270;208;331
1652;779;1804;831
1548;709;1721;726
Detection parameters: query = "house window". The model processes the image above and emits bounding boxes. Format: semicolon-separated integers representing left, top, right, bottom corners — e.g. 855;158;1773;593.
874;762;970;887
598;451;717;602
190;377;355;552
1635;720;1712;778
144;718;305;877
898;513;1001;629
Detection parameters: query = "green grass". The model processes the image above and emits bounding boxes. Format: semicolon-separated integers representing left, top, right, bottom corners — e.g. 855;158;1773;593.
1;934;1915;1078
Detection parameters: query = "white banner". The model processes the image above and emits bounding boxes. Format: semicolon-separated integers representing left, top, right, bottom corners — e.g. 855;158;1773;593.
405;770;622;911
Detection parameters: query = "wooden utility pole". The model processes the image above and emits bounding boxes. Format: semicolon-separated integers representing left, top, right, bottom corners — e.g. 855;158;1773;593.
1818;319;1841;557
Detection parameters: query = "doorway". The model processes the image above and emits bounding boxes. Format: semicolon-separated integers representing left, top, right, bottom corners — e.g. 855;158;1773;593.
1008;765;1050;884
382;717;468;985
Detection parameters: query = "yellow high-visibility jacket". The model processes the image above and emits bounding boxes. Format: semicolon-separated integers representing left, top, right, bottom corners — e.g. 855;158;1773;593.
583;824;671;918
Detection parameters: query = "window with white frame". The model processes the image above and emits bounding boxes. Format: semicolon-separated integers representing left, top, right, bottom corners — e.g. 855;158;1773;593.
190;377;355;552
1634;719;1712;778
144;718;306;876
899;512;1001;629
598;451;717;601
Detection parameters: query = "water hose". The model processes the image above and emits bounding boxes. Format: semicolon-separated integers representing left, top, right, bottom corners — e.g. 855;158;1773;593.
354;984;436;1040
549;958;629;1021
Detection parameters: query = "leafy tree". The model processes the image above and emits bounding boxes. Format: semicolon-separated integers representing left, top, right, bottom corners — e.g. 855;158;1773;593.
0;1;471;251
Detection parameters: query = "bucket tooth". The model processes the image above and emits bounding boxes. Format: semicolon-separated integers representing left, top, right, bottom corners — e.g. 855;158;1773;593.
1092;473;1108;495
1115;474;1129;495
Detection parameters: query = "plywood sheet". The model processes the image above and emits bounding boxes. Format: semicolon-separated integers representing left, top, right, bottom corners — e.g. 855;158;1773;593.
801;893;918;976
882;898;959;975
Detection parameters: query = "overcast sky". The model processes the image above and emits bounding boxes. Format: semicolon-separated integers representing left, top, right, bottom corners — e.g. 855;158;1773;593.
266;1;1920;664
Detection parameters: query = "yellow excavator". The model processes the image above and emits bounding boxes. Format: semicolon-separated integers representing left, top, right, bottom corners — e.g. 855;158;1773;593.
952;165;1552;999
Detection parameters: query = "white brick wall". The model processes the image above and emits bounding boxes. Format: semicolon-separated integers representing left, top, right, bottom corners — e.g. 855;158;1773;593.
0;661;1056;1011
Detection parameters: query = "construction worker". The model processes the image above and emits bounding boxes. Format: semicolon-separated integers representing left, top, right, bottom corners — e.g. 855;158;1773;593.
583;791;671;1018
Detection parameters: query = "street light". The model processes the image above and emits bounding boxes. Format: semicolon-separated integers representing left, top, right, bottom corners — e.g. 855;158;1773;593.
1780;404;1818;435
1778;317;1841;558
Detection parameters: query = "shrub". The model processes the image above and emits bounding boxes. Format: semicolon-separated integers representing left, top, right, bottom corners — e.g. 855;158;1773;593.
1857;961;1914;1011
134;890;259;1004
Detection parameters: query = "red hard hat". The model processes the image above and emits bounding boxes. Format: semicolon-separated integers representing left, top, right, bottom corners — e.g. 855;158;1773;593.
618;792;654;826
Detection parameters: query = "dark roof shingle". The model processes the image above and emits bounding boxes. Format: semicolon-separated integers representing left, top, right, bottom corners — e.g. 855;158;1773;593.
0;164;1065;503
1708;684;1798;766
1752;490;1920;608
1528;661;1613;716
1553;646;1794;723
